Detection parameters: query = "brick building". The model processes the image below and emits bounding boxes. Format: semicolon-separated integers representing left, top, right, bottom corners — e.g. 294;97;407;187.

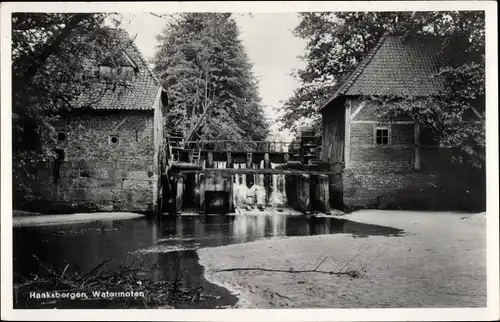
320;34;485;210
37;30;169;214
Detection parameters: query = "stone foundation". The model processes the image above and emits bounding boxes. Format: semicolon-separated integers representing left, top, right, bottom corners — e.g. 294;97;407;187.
36;160;155;213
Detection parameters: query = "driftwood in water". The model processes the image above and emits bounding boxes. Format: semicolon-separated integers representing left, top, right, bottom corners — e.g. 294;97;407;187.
214;267;360;278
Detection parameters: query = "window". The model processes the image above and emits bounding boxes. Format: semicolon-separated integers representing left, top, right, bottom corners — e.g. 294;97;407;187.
99;66;135;81
57;132;67;142
375;128;390;145
109;135;119;145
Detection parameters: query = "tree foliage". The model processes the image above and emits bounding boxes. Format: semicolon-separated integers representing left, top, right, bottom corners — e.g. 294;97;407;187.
152;13;269;142
12;13;126;205
280;11;485;166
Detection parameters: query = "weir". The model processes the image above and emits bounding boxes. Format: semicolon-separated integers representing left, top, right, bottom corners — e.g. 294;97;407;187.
163;134;339;216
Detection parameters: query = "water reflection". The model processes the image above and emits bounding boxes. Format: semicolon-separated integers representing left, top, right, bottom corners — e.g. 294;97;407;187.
13;214;403;309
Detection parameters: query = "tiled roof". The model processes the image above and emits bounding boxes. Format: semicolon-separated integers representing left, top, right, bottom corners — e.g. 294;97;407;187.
320;34;447;111
76;29;162;111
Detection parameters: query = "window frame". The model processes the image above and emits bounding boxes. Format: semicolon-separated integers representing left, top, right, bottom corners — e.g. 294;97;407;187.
108;135;120;146
374;126;391;145
57;131;68;144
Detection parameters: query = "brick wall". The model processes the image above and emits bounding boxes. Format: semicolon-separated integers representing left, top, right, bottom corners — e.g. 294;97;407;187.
350;98;413;121
348;100;416;172
343;169;439;209
342;98;485;211
38;110;158;213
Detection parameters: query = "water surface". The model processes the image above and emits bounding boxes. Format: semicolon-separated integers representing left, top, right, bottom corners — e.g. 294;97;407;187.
13;214;403;309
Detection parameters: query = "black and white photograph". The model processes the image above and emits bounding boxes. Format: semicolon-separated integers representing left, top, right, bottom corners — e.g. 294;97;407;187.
1;1;498;321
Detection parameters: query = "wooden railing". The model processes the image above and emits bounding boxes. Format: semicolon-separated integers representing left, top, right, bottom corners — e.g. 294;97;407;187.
183;140;292;152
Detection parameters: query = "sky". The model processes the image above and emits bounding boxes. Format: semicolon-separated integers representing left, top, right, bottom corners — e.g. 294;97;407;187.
119;13;307;141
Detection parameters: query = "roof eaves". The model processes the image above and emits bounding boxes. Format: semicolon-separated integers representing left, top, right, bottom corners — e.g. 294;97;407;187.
122;49;139;70
318;32;389;112
128;41;164;91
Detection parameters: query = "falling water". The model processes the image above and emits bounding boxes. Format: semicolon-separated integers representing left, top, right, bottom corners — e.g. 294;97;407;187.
213;161;226;169
231;160;287;210
269;162;287;206
233;163;248;205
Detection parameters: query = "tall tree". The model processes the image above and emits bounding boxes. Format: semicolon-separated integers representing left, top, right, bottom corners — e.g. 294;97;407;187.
152;13;269;143
12;13;127;206
280;11;485;166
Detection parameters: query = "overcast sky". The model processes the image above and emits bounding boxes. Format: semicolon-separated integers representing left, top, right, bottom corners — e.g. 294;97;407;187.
119;13;306;141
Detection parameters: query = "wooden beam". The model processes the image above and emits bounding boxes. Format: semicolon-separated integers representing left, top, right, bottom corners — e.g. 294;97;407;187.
312;174;330;214
246;153;252;168
299;174;311;215
414;121;421;170
263;152;271;204
351;120;415;124
207;152;213;168
227;173;234;212
264;153;270;169
344;100;352;169
349;100;367;121
176;174;184;215
470;106;484;119
226;152;233;168
199;173;205;214
175;168;340;175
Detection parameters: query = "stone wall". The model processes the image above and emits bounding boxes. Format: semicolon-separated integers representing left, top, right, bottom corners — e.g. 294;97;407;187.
39;110;158;213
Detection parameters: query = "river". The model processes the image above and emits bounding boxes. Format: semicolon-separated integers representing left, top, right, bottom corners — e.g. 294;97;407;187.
13;213;404;309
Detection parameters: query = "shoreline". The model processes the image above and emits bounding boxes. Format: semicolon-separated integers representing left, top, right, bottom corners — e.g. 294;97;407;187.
201;265;255;309
12;212;146;227
197;210;486;309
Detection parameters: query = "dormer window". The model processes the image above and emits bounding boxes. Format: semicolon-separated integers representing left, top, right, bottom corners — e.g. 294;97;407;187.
98;50;138;81
99;65;135;81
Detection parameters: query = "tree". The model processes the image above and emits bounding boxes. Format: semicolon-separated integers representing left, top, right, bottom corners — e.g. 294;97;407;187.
12;13;127;207
280;11;485;166
152;13;269;143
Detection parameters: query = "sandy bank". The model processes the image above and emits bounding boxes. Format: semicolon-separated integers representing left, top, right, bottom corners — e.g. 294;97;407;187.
12;212;146;227
198;210;486;308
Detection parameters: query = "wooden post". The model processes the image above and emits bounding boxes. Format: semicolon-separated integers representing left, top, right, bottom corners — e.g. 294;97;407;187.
414;121;421;170
226;152;233;169
246;153;252;168
344;100;352;169
264;153;271;205
226;152;234;212
199;173;205;214
299;174;311;215
207;152;213;168
227;173;234;213
176;174;184;215
317;174;330;214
